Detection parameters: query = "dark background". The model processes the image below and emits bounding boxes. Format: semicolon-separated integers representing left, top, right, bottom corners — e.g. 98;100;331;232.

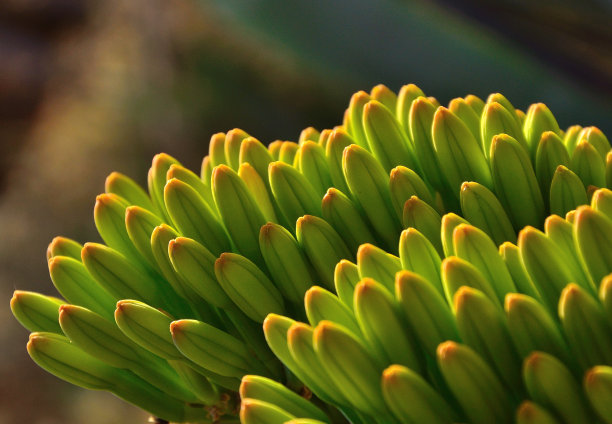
1;1;611;422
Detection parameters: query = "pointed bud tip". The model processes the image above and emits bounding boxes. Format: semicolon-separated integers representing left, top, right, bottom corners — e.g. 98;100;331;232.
395;270;419;288
543;214;564;230
356;243;377;258
47;236;63;250
80;242;98;259
504;293;524;312
382;364;404;385
152;153;176;169
583;366;607;389
403;195;421;209
575;205;595;220
452;223;474;238
238;375;256;397
105;171;122;183
94;193;113;207
27;333;44;350
350;90;370;104
169;320;184;335
560;283;582;302
12;290;26;299
355;278;377;296
267;160;284;175
296;214;316;228
436;341;459;360
412;96;430;107
115;300;132;316
47;255;59;271
517;226;540;245
167;238;177;251
441;256;460;272
460;181;477;193
453;285;477;309
262;313;285;333
516;401;539;420
322;187;339;202
287;321;311;340
212;164;232;179
124;205;139;218
313;320;335;341
371;83;390;94
164;177;184;190
304;285;324;300
524;351;546;369
342;144;363;159
259;222;276;239
214;252;231;268
58;304;71;316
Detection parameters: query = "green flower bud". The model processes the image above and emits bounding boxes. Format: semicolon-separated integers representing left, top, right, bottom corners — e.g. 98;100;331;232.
454;286;522;393
382;364;456;424
574;206;612;286
570;140;606;189
240;375;328;422
346;91;371;148
343;144;401;251
240;398;296;424
269;161;322;226
523;103;561;158
324;129;353;195
10;290;64;334
370;84;397;114
148;153;180;222
296;215;352;288
212;164;267;267
490;134;545;230
355;278;423;371
535;131;570;205
321;188;376;253
397;83;425;131
333;260;360;312
459;181;516;245
437;341;513;424
433;107;492;194
46;236;83;261
298;141;333;198
398;228;444;296
402;196;443;256
395;271;458;357
464;94;485;115
481;101;527;158
505;293;572;365
215;253;285;323
105;171;155;212
523;351;593;423
363;100;418;173
584;365;612;424
559;283;612;369
356;243;401;293
48;255;116;320
164;178;230;255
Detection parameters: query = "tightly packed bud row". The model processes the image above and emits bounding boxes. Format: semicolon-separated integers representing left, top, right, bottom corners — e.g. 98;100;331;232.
11;83;612;423
255;205;612;424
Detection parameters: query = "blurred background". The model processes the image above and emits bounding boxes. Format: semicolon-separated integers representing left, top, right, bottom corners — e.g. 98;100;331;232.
1;0;611;422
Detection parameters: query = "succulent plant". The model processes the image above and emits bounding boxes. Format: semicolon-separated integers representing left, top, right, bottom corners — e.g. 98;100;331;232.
10;83;612;424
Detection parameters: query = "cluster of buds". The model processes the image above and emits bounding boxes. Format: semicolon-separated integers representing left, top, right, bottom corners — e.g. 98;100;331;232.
11;83;612;424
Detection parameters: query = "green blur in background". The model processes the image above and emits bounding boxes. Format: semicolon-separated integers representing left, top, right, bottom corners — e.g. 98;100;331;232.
0;0;610;423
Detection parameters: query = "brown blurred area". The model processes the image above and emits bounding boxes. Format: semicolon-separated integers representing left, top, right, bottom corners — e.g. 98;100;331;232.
0;1;340;423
